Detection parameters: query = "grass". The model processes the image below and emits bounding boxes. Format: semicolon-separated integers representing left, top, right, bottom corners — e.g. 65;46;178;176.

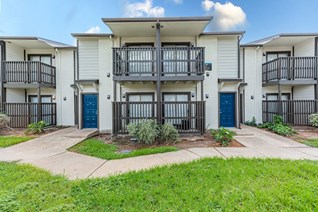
68;138;178;160
1;158;318;211
0;136;33;148
303;138;318;148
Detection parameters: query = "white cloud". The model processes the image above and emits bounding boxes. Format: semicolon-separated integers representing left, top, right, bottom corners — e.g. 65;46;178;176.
201;0;246;31
125;0;165;17
85;26;101;33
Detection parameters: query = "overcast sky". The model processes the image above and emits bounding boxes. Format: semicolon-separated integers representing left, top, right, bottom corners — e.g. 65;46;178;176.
0;0;317;45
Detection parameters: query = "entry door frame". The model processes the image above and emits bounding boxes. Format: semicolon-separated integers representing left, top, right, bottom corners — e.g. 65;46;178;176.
219;92;237;128
81;93;99;129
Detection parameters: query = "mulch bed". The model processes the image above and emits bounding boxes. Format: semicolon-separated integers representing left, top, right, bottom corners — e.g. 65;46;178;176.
95;132;244;152
291;126;318;142
0;126;65;137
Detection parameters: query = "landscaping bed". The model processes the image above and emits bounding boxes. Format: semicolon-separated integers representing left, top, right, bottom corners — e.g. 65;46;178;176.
1;158;318;211
292;126;318;148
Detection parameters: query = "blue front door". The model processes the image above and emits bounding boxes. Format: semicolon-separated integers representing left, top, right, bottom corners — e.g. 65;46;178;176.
220;93;235;127
83;94;98;128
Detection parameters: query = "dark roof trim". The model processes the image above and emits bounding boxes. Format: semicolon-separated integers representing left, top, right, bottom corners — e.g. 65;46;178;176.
240;44;263;47
71;33;114;38
279;33;318;37
200;31;245;36
102;16;213;23
0;36;74;48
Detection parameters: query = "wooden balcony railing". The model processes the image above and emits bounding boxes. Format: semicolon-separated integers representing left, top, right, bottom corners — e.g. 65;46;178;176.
262;100;318;126
3;61;56;86
113;101;205;134
262;57;318;83
0;102;56;128
113;47;205;77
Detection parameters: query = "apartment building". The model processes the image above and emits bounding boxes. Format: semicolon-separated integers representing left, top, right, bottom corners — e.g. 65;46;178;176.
72;17;244;134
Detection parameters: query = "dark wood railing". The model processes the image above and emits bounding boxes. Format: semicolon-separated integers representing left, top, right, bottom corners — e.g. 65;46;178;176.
3;61;56;86
0;103;56;128
262;100;318;126
113;101;205;134
113;47;205;77
262;57;318;82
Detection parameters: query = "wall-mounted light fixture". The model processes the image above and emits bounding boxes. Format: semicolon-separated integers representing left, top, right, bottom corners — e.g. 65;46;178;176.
52;55;55;59
191;93;195;98
251;95;254;100
206;72;210;77
122;94;126;99
63;97;67;101
262;94;266;98
107;95;111;99
107;73;110;77
205;94;209;99
52;96;56;100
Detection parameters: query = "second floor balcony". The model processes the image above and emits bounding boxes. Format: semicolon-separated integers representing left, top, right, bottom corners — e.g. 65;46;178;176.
262;56;318;84
2;61;56;87
113;46;205;81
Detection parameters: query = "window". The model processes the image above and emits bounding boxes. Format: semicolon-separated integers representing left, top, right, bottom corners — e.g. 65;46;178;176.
126;43;154;76
28;95;53;124
162;43;190;76
126;93;155;123
266;52;290;62
266;93;290;101
28;55;52;65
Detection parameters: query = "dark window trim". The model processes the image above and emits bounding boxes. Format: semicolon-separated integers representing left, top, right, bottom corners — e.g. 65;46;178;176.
125;43;154;47
161;42;191;47
28;95;53;103
265;51;291;62
126;92;155;102
162;92;191;101
315;37;318;57
266;93;291;100
28;54;53;65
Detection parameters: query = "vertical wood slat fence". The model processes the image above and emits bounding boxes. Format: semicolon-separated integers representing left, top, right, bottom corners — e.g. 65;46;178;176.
3;61;56;86
262;57;318;82
113;101;205;134
0;103;56;128
262;100;318;126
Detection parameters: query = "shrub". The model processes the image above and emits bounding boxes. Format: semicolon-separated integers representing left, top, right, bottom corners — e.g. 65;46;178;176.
211;128;236;147
258;115;295;136
25;121;48;134
244;117;257;126
127;120;180;145
309;114;318;127
127;120;159;145
0;113;10;130
159;123;180;143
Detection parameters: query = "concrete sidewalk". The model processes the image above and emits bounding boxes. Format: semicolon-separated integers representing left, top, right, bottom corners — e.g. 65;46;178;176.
1;125;318;180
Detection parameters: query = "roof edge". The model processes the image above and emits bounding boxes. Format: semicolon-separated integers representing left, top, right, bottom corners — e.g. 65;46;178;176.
102;16;213;23
71;33;114;38
200;31;245;36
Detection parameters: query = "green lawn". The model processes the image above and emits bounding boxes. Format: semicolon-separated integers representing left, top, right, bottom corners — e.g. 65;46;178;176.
68;138;178;160
0;136;33;148
303;138;318;148
1;158;318;211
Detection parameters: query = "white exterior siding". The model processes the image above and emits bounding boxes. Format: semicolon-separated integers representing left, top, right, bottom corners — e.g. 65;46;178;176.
293;85;315;100
294;38;315;56
78;39;99;79
217;37;238;78
6;42;24;61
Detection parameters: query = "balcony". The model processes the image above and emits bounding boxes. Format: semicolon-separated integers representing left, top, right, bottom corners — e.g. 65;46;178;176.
113;101;205;134
2;61;56;88
262;57;318;85
113;47;205;82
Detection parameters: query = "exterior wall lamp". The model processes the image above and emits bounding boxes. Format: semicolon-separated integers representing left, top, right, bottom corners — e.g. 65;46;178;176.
107;73;110;77
107;95;111;99
205;94;209;99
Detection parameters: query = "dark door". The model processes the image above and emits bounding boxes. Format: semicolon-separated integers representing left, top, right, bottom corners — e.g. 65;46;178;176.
83;94;98;128
220;93;235;127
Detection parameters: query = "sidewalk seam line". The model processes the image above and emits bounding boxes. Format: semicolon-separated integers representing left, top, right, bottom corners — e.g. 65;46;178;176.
213;148;227;158
86;160;108;179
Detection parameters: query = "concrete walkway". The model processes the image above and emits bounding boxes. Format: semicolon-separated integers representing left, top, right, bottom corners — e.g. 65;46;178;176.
1;126;318;180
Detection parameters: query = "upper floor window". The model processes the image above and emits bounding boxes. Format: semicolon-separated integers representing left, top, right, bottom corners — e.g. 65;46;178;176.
266;51;290;62
28;55;52;65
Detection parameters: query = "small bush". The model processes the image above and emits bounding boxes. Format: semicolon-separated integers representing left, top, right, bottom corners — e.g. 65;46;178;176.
0;113;10;130
309;114;318;127
258;115;295;136
127;120;180;145
159;123;180;143
244;117;257;126
25;121;48;134
211;128;236;147
127;120;159;145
